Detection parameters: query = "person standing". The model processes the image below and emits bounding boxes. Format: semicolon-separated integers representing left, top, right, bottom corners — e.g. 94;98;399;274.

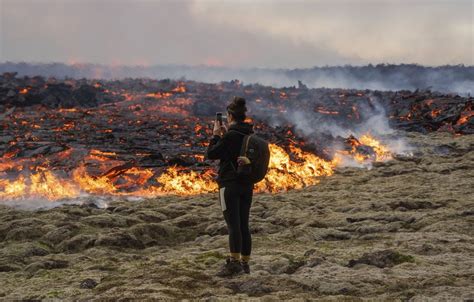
206;97;254;277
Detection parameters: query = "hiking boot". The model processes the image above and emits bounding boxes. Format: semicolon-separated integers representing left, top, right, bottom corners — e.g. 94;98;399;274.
216;257;243;277
241;261;250;274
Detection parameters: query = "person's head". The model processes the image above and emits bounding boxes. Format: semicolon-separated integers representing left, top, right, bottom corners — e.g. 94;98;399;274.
226;97;247;123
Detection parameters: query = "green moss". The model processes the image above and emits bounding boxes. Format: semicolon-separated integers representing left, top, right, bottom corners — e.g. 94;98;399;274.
86;263;117;271
94;280;126;292
46;290;63;298
281;253;306;274
392;252;415;265
195;250;226;264
169;257;199;271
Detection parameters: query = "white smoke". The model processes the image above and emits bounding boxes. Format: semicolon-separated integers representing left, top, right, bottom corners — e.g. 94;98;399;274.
250;93;412;168
1;63;473;95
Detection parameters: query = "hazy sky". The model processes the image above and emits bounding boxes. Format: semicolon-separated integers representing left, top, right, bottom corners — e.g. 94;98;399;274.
0;0;472;68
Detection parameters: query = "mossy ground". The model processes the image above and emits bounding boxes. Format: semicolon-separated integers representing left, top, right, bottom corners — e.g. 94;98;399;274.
0;131;473;300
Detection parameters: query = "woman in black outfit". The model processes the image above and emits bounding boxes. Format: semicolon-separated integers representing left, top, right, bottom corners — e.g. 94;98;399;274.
206;97;254;277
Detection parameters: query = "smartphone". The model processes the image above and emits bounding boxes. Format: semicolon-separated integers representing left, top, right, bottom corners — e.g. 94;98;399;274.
216;112;223;124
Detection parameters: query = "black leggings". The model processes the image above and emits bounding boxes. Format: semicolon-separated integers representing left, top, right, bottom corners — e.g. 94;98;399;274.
219;182;253;256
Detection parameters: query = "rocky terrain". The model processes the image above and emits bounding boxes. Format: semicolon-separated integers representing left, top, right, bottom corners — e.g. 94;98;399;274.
0;131;473;301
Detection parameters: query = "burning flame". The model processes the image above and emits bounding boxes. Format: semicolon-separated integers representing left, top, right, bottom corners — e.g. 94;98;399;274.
255;144;335;192
146;92;173;99
172;85;186;93
456;110;473;125
156;167;217;195
430;109;442;118
358;134;392;162
0;171;79;200
0;134;391;201
335;133;392;163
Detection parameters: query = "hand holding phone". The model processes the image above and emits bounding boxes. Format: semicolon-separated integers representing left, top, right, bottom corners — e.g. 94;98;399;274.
213;112;226;136
216;112;223;125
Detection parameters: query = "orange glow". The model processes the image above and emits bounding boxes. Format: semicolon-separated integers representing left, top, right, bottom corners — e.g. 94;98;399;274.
156;167;217;195
456;110;473;125
53;122;75;131
172;85;186;93
424;99;434;106
146;92;173;99
0;143;343;200
0;105;392;203
400;112;412;121
430;109;442;118
194;124;203;134
244;117;254;123
58;108;78;113
335;133;391;163
359;134;392;162
316;108;339;115
255;144;335;192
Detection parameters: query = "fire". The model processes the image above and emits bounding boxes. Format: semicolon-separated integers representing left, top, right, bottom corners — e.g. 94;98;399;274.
29;171;79;199
58;108;78;113
0;133;391;201
172;85;186;93
359;134;392;161
145;85;186;99
255;144;335;192
146;92;173;99
89;149;117;161
0;143;337;200
72;166;118;195
456;110;473;125
0;176;27;199
335;133;391;163
3;150;18;159
430;109;441;118
156;167;217;195
0;171;79;200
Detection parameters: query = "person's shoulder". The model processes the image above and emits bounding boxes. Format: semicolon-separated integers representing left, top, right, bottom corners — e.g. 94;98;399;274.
225;129;246;138
222;130;236;139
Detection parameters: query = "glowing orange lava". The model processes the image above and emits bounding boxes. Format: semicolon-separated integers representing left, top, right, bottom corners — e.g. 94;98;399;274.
0;135;391;201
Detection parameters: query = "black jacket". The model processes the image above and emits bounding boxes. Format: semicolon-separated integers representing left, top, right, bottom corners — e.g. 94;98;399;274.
206;122;254;185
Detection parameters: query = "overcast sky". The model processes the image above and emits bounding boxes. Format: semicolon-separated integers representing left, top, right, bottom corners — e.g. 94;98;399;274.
0;0;472;68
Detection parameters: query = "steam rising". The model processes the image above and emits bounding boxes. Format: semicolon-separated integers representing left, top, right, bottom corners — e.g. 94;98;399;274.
247;93;412;168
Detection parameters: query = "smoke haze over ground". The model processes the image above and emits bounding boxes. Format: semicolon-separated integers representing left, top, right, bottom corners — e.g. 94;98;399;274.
1;62;473;94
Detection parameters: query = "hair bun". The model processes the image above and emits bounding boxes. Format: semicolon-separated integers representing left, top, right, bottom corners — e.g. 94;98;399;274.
227;97;247;121
233;97;246;107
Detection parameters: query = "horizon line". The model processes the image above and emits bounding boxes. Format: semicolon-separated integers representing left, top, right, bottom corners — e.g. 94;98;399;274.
1;61;473;70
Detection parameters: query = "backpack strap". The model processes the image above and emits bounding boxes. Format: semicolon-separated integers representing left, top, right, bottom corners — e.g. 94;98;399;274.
229;129;253;156
241;134;252;157
228;129;251;157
